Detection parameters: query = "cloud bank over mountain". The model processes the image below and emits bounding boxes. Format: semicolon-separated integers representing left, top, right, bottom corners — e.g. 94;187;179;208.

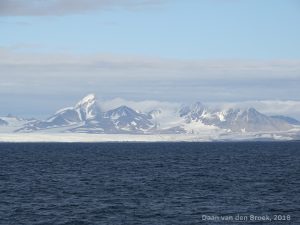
0;47;299;118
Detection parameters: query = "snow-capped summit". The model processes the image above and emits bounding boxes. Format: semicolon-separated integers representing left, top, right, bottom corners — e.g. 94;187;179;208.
75;93;96;108
75;94;101;121
180;102;205;121
105;105;135;118
18;94;102;132
53;93;101;123
103;106;154;133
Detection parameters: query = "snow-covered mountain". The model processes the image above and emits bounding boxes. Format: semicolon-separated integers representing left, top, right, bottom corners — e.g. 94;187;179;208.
17;94;100;132
103;106;154;132
0;115;36;133
1;94;299;141
18;94;155;134
179;103;292;132
70;105;155;134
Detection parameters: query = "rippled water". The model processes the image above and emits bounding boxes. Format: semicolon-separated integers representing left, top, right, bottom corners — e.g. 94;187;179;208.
0;142;299;224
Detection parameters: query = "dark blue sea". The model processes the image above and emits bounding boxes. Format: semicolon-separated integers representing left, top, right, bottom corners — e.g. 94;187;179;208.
0;142;299;225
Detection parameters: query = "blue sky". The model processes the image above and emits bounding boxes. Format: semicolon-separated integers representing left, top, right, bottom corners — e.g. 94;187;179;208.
0;0;300;118
1;0;300;59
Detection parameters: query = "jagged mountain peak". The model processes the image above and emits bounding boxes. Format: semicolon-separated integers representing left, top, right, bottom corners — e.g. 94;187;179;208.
105;105;140;119
112;105;135;114
190;102;205;113
74;94;101;121
75;93;97;108
115;105;134;111
180;101;206;121
18;94;102;131
245;107;260;114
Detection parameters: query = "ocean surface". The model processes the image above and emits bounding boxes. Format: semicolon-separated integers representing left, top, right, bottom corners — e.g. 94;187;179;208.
0;142;299;225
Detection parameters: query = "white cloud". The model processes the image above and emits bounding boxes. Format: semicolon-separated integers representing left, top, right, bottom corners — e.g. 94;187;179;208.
0;48;299;118
0;0;167;16
1;48;300;80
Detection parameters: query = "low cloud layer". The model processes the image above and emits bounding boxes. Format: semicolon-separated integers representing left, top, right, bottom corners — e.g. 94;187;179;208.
1;48;300;118
0;0;165;16
1;48;300;79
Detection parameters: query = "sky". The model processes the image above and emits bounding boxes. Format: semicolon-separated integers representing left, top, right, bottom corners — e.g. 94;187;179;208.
0;0;300;119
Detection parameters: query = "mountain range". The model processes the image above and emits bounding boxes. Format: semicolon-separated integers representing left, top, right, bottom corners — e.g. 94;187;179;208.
1;94;300;141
